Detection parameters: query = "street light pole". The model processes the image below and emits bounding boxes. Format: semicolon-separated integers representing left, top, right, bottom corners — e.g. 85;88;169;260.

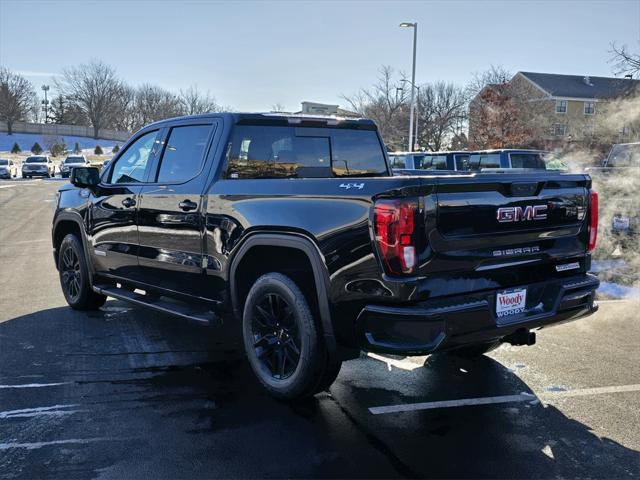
400;22;417;152
401;79;420;150
41;85;50;124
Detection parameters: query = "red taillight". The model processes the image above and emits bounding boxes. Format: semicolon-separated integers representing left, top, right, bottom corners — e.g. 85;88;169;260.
374;199;418;275
588;191;598;252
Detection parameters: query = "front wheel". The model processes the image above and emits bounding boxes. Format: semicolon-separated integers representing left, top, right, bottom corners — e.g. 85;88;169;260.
58;234;106;310
242;272;340;400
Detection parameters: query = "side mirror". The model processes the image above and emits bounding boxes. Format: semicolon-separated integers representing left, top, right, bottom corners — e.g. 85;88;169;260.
70;166;100;188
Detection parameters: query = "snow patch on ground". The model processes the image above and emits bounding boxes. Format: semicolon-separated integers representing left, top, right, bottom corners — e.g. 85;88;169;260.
0;132;122;153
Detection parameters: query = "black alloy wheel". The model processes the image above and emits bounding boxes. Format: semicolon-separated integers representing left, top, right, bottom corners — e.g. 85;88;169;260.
242;272;340;400
251;292;301;380
58;234;106;310
60;245;82;303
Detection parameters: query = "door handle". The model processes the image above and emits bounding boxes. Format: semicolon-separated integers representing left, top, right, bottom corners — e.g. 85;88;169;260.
122;197;136;208
179;200;198;211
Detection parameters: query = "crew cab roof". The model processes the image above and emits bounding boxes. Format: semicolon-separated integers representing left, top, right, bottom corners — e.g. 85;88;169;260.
144;112;375;130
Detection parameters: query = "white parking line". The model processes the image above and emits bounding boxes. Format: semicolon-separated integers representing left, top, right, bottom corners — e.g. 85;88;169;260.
0;382;72;389
0;404;78;419
369;383;640;415
369;393;536;414
0;438;114;450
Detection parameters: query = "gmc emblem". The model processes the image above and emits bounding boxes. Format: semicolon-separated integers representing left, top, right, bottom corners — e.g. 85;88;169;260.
497;205;548;223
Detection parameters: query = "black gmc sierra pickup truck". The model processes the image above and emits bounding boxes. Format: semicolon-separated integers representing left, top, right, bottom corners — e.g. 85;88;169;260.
52;113;600;399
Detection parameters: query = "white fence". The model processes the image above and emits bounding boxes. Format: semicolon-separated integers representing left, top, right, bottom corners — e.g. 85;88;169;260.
0;121;131;142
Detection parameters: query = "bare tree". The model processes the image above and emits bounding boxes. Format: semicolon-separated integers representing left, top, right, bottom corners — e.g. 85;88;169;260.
271;102;287;112
179;85;220;115
610;42;640;78
417;82;467;151
127;84;182;131
55;60;125;138
465;64;512;100
0;67;37;135
341;66;410;150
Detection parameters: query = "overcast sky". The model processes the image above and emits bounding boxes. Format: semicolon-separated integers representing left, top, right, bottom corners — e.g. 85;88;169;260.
1;0;639;112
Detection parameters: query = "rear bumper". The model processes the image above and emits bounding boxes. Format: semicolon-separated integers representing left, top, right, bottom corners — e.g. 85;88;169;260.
356;274;599;355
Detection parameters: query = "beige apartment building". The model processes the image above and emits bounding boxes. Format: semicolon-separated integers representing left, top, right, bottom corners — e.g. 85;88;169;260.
470;71;640;148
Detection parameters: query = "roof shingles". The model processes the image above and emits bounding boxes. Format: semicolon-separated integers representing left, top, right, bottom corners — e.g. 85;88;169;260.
519;71;639;99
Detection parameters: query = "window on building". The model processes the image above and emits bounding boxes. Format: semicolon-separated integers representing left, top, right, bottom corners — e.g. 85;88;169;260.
556;100;567;114
553;124;568;136
584;102;595;115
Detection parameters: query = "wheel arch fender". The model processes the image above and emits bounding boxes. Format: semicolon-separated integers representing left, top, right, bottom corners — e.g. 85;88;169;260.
52;212;94;278
229;232;337;355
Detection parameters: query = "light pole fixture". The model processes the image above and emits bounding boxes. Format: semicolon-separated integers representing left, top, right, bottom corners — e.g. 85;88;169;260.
41;85;50;124
401;79;420;151
399;22;417;151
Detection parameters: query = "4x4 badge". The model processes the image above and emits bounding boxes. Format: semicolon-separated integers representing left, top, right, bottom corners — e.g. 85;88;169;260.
339;183;365;190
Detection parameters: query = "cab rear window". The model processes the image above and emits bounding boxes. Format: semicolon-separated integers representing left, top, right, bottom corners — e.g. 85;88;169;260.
226;125;387;179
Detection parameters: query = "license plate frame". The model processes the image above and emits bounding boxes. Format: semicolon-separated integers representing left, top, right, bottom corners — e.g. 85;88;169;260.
496;288;527;319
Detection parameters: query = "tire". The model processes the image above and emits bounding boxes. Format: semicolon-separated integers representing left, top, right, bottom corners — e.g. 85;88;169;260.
449;341;501;358
58;234;106;310
242;272;340;400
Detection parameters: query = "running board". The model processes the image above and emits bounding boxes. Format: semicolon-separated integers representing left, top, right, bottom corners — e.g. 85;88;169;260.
92;284;221;326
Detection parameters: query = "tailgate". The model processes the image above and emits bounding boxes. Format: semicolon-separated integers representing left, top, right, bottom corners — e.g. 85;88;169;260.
423;173;591;276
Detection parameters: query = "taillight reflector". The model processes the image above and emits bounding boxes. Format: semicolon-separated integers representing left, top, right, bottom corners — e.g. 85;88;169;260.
588;191;598;252
374;199;418;275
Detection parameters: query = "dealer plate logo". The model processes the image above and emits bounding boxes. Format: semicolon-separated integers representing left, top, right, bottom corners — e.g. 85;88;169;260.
496;289;527;318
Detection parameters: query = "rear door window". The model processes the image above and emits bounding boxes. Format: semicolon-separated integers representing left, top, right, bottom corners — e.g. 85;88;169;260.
455;154;469;171
389;155;407;168
510;153;546;169
415;155;448;170
156;124;212;183
468;153;501;171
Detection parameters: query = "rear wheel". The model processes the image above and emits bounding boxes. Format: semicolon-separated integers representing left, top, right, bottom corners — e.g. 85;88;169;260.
58;234;106;310
242;272;340;400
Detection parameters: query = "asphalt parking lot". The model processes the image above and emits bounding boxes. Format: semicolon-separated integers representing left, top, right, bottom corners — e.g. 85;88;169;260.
1;179;639;479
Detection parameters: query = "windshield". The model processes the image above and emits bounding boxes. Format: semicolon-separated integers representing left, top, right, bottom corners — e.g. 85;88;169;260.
25;157;46;163
607;144;640;167
65;157;85;164
0;160;8;166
